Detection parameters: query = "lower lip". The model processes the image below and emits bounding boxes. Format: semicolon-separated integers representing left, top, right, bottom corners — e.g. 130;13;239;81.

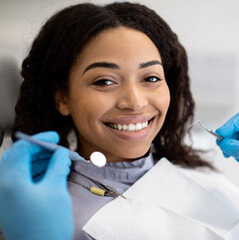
104;119;154;141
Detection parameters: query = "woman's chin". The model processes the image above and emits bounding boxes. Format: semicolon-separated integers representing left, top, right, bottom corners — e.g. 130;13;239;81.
112;148;151;162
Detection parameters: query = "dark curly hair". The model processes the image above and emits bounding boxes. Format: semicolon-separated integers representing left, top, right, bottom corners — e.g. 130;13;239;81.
13;2;212;168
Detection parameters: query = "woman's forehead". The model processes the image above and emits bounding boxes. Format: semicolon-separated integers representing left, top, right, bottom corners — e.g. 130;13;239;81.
75;26;161;70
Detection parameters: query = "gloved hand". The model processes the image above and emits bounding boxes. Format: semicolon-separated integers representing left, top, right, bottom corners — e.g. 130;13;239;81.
0;131;73;240
29;132;61;181
216;113;239;162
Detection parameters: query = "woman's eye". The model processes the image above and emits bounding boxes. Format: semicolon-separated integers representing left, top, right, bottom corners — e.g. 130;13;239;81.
144;76;162;82
92;79;114;86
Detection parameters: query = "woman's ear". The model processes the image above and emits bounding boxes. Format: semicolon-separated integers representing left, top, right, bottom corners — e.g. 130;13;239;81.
54;91;70;116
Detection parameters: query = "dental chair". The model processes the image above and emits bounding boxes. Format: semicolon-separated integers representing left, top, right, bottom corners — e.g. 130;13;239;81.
0;49;21;156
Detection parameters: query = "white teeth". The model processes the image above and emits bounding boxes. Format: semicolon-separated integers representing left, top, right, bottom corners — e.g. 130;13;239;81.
123;124;128;131
128;123;136;131
109;121;149;132
135;122;142;131
142;122;148;128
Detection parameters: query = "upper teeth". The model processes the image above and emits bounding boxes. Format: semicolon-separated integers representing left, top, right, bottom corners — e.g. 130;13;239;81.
109;121;148;132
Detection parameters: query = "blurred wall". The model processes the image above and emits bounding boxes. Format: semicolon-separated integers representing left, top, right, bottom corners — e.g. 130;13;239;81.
0;0;239;183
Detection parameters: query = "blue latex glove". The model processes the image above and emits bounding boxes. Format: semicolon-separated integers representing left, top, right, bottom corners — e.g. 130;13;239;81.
0;131;73;240
216;113;239;162
29;132;61;181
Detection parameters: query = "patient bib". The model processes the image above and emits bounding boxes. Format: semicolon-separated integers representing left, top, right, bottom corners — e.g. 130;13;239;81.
83;158;239;240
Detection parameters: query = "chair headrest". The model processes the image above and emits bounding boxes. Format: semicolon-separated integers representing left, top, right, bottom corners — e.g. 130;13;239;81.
0;49;22;145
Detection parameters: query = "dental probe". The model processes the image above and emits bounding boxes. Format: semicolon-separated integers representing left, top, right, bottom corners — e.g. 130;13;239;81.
190;120;224;141
15;131;106;167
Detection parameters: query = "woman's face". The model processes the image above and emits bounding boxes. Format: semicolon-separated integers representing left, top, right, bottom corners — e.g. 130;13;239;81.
57;26;170;162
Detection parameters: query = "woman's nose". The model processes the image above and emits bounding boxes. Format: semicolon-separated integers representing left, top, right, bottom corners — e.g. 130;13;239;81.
117;85;148;111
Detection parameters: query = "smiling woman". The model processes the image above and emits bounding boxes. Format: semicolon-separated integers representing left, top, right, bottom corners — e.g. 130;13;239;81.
55;26;170;162
12;2;206;168
1;2;239;240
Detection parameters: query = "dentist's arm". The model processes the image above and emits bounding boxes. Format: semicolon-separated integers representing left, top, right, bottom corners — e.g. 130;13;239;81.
0;131;73;240
216;113;239;162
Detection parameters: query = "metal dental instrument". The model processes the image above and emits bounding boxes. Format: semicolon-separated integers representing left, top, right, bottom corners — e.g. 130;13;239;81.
15;131;85;161
191;120;224;141
68;177;126;199
15;131;107;166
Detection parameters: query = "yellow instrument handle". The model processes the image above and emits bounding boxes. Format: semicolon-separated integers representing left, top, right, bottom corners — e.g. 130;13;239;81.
90;186;106;196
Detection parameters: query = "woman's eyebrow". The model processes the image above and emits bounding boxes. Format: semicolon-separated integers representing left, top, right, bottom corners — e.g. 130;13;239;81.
139;60;162;69
83;62;120;75
82;60;162;75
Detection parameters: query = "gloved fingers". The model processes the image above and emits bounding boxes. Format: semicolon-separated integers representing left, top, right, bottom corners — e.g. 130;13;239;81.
27;131;61;181
216;140;230;158
6;131;60;164
31;158;49;182
2;140;42;180
2;132;61;180
30;131;60;161
43;147;71;186
219;139;239;161
223;152;230;158
31;131;60;144
216;139;221;147
27;131;60;162
216;113;239;139
29;132;59;181
31;152;56;182
0;131;58;164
